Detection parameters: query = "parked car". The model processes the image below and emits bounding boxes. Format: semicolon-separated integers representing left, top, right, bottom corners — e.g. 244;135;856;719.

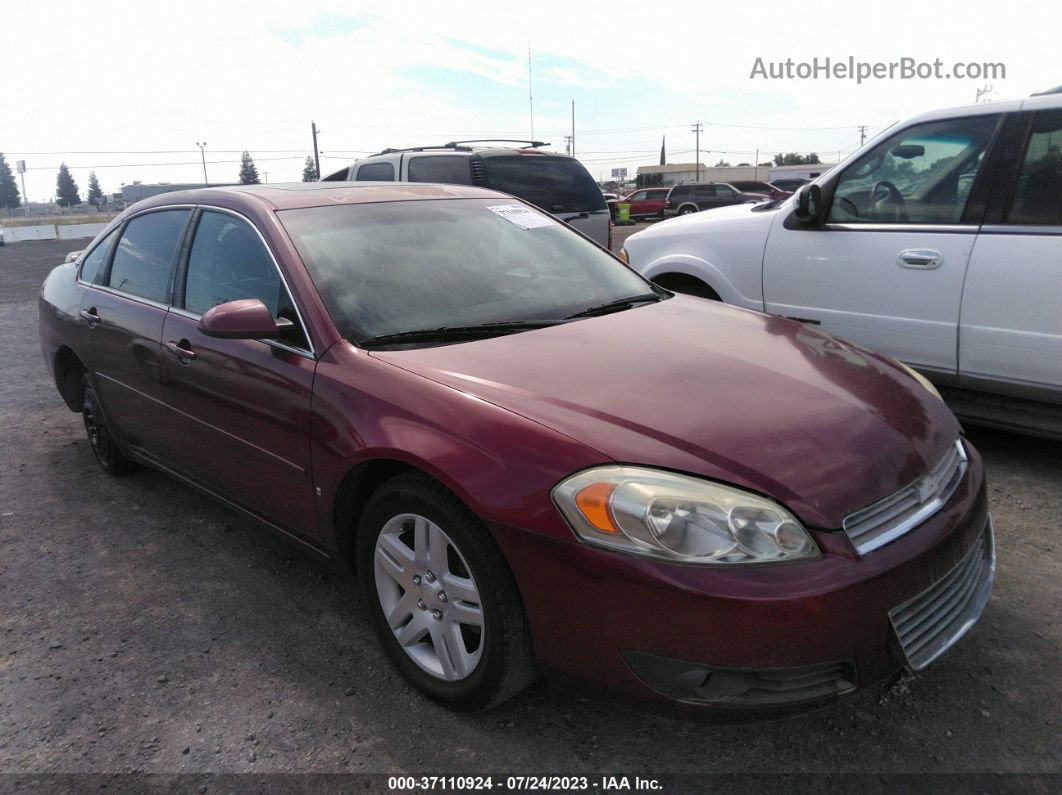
601;192;620;222
321;141;610;248
770;177;811;193
729;180;790;200
663;182;769;217
622;91;1062;440
40;182;993;715
621;187;671;219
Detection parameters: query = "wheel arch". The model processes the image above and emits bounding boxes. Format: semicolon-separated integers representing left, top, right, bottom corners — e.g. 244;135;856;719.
54;346;87;411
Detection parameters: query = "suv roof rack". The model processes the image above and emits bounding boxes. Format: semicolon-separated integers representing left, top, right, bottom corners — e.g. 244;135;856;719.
370;139;551;157
1031;84;1062;96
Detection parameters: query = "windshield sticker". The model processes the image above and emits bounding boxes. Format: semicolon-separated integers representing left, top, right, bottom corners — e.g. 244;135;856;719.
487;204;556;230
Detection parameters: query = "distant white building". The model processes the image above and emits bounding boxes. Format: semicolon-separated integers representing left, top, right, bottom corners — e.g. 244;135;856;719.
637;162;836;186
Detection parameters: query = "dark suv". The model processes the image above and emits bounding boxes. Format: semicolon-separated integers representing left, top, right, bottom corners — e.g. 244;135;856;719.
321;141;610;247
663;182;769;217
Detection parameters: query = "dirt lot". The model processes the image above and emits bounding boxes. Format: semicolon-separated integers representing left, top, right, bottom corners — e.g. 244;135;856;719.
1;238;1059;786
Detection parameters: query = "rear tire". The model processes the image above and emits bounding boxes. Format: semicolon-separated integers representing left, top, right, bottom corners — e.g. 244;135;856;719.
356;472;536;711
81;377;136;475
678;205;697;216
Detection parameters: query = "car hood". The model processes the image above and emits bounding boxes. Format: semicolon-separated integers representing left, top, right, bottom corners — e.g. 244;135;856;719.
370;297;960;528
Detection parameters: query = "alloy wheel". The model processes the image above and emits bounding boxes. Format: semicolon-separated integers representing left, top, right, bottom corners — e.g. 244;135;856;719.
373;513;484;681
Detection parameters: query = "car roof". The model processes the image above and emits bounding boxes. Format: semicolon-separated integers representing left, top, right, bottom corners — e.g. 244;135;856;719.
124;182;507;213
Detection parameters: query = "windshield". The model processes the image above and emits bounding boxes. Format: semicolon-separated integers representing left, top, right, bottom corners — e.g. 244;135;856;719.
482;156;607;214
280;198;654;345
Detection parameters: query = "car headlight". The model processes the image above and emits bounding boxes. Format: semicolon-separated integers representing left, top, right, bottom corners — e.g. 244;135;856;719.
552;466;819;565
617;247;629;264
898;362;943;401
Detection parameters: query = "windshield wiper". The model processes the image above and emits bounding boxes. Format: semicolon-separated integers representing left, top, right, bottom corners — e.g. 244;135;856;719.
564;293;662;320
361;320;562;348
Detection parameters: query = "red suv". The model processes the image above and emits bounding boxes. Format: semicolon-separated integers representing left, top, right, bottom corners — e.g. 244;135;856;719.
621;187;670;219
39;183;993;715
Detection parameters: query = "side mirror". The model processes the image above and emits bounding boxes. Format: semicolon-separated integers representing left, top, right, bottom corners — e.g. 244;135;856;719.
795;184;824;225
198;299;293;340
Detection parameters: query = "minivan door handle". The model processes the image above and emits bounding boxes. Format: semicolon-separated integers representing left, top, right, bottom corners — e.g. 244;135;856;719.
165;340;197;362
897;249;942;269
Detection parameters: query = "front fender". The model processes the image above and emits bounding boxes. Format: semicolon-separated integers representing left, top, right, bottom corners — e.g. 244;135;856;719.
641;254;761;310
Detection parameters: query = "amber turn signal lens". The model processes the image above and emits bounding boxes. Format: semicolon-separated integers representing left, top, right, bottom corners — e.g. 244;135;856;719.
575;482;618;533
617;247;629;264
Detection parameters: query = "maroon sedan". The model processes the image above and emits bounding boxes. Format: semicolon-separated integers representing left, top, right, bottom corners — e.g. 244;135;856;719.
38;183;993;715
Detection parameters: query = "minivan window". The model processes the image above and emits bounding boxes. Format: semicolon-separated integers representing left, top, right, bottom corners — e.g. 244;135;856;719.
828;115;999;224
108;210;190;303
481;156;606;214
356;162;396;182
280;199;653;345
1006;110;1062;226
79;227;118;284
407;156;472;185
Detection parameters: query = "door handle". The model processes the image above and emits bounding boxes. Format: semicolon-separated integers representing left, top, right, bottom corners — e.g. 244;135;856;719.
897;249;943;269
165;340;197;362
80;307;101;325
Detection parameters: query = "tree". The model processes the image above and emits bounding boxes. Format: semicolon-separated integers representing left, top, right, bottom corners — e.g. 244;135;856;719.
238;151;260;185
87;171;104;207
773;152;822;166
0;153;20;210
714;159;731;167
301;155;318;182
56;163;81;207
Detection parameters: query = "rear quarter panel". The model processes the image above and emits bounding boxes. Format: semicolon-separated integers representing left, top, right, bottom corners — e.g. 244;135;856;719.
38;262;88;383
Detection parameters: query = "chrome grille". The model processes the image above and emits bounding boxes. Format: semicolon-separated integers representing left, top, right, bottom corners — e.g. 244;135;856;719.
889;520;995;670
843;440;968;554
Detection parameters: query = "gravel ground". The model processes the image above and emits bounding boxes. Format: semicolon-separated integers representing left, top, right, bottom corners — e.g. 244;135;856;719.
1;238;1059;786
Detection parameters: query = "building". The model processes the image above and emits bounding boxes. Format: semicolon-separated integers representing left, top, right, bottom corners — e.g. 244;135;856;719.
120;182;237;204
637;162;837;187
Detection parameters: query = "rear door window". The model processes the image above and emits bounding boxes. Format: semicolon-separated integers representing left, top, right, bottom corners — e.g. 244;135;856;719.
481;156;606;213
108;210;190;303
407;156;472;185
356;162;396;181
1006;110;1062;226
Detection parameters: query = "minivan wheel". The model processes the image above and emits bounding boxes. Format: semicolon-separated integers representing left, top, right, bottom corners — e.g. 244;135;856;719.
81;377;136;475
357;472;536;711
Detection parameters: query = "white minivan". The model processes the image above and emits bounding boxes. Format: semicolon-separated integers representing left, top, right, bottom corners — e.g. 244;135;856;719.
622;89;1062;439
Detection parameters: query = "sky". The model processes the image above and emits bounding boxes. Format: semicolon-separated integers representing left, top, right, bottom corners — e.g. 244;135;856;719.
2;0;1054;202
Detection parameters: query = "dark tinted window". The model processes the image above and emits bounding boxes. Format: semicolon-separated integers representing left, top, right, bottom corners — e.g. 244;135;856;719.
482;156;606;213
321;167;350;182
693;185;716;198
716;185;737;197
184;212;281;316
731;181;771;193
279;199;653;344
407;156;472;185
79;227;117;284
183;211;309;350
670;186;691;197
108;210;189;302
1007;110;1062;226
356;162;396;181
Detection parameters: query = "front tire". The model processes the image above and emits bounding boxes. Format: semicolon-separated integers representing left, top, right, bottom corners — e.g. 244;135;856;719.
81;377;136;475
356;472;536;711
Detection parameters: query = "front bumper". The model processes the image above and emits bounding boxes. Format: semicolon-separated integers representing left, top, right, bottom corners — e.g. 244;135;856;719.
491;441;992;714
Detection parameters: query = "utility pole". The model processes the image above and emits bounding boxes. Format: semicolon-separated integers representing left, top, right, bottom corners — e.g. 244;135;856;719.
196;141;208;186
564;135;573;155
311;122;321;179
16;159;28;215
263;172;269;184
858;125;868;147
692;122;703;181
571;99;575;157
528;45;534;141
